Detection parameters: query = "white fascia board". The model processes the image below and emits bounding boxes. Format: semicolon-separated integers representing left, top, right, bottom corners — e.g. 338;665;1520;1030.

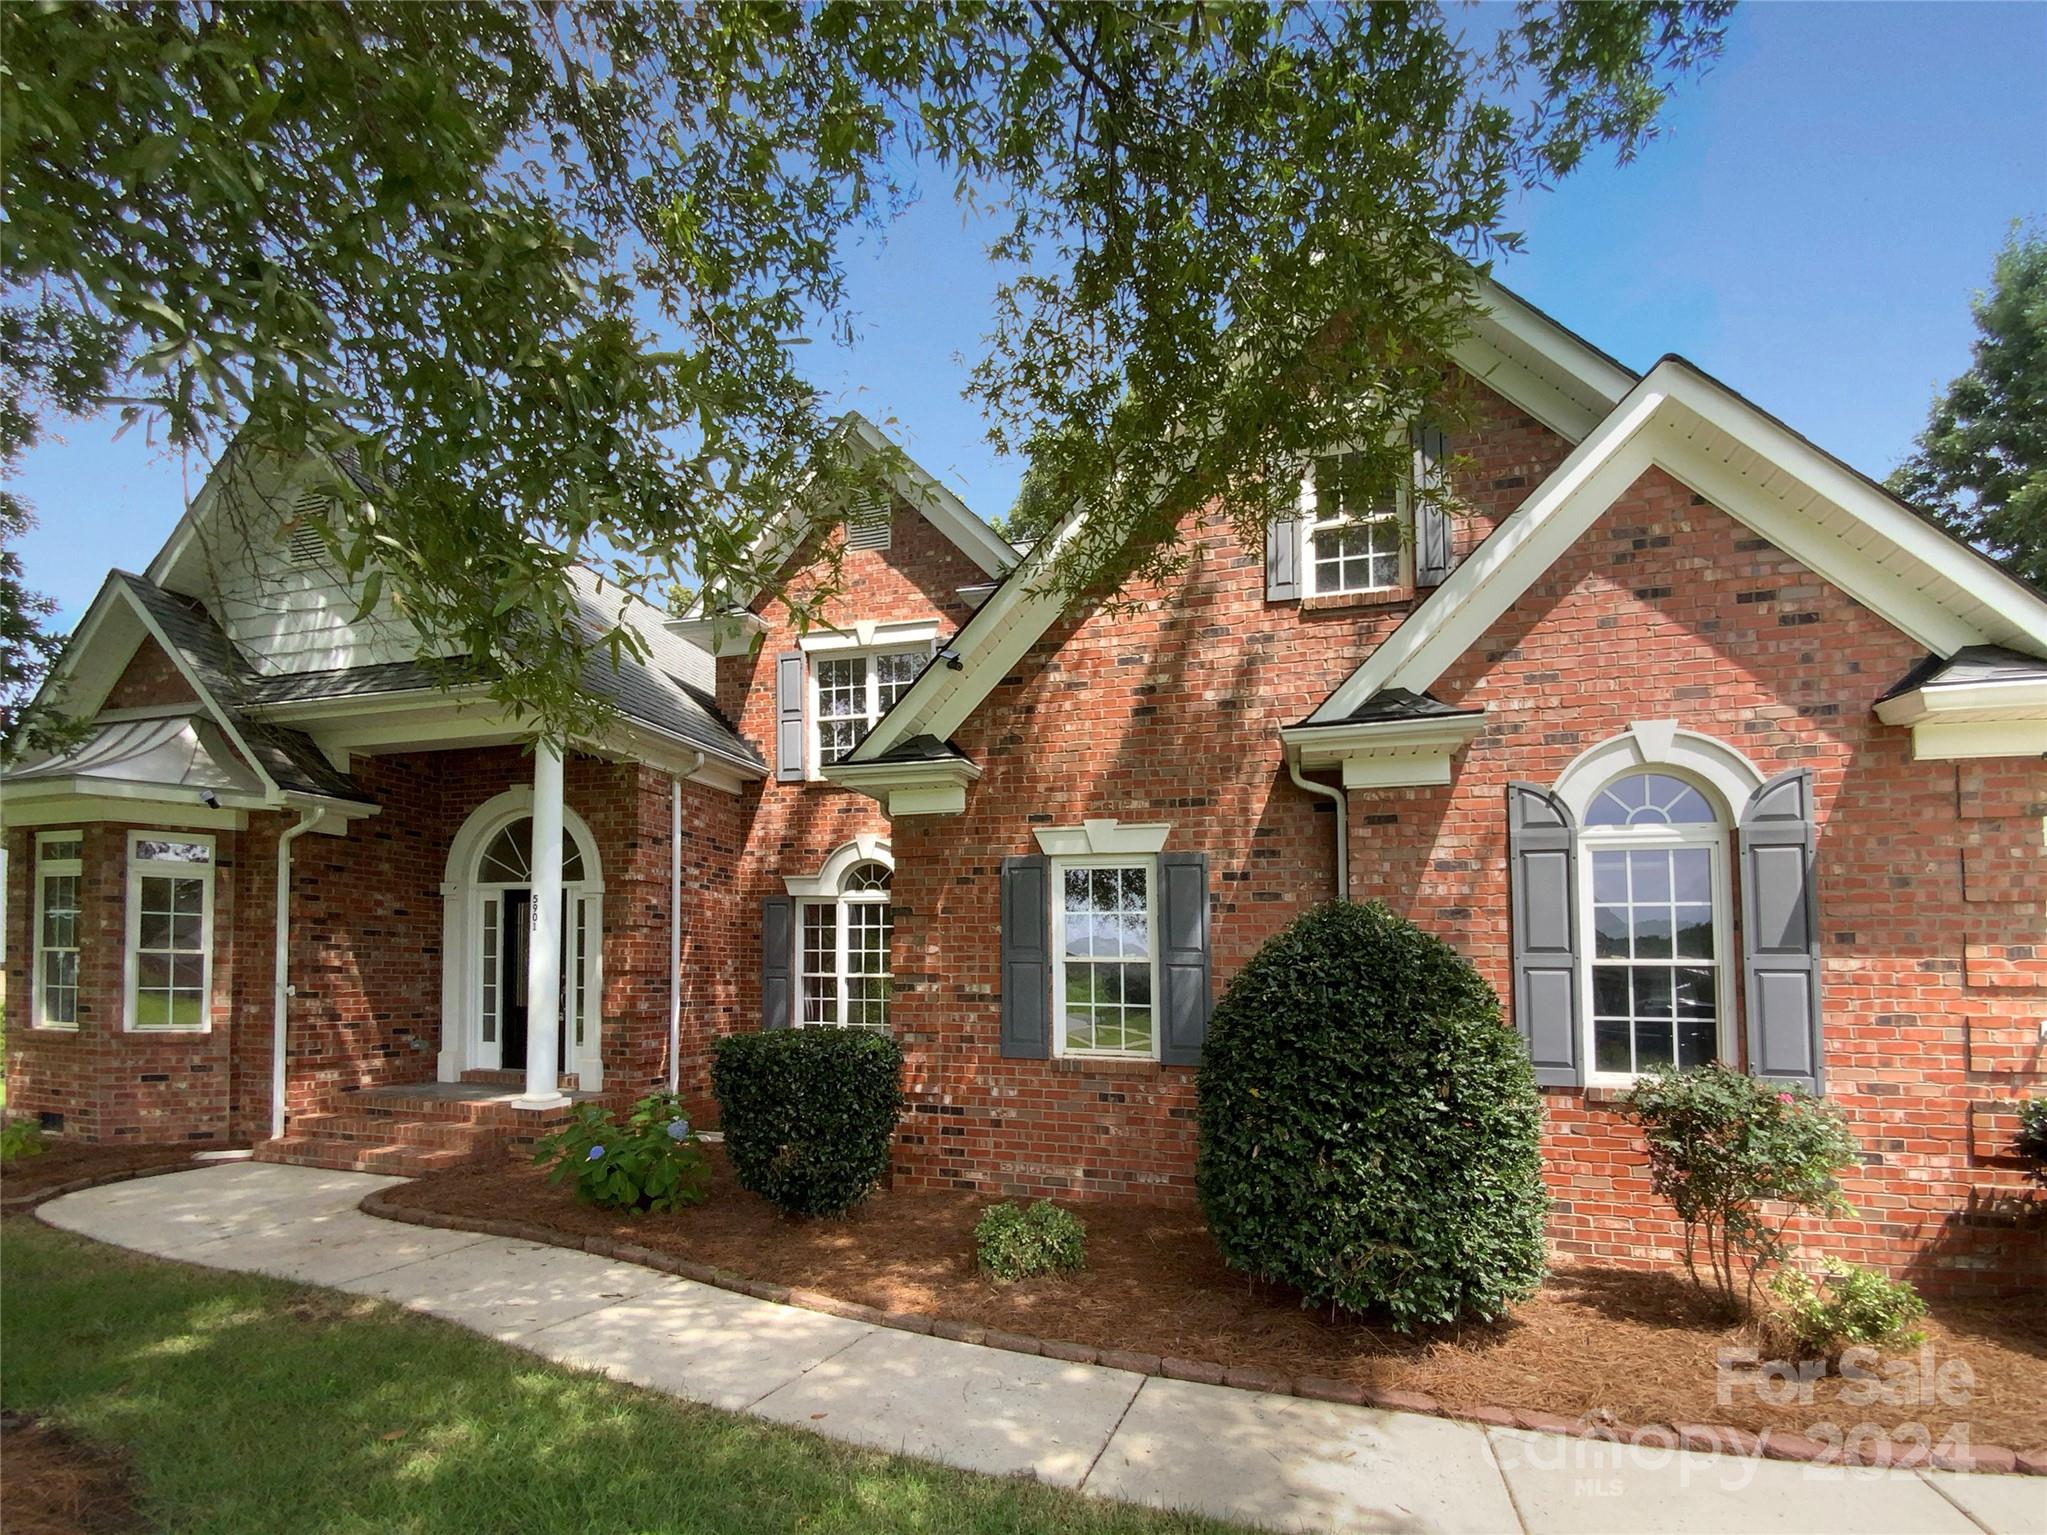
797;618;941;653
823;754;982;816
844;414;1016;579
1471;279;1638;408
1874;677;2047;728
1908;720;2047;760
0;785;253;832
1281;712;1486;788
665;610;767;659
25;575;138;721
1451;331;1606;445
1310;380;1671;723
1310;358;2047;723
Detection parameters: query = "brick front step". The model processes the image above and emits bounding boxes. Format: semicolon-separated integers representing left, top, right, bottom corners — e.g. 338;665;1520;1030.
284;1113;501;1152
254;1138;482;1177
458;1069;580;1091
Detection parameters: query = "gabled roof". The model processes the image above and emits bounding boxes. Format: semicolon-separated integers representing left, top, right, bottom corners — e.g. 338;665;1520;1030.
846;293;2047;770
704;412;1016;619
1306;355;2047;724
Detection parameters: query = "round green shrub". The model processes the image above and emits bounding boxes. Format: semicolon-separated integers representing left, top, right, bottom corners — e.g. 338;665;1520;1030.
1196;901;1549;1328
712;1027;905;1216
975;1199;1088;1281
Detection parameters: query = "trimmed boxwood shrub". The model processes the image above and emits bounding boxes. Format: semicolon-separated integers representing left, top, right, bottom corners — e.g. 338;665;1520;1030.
976;1199;1088;1281
712;1027;904;1216
1196;901;1549;1329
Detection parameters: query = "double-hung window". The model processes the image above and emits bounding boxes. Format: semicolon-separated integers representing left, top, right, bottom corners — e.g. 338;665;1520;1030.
125;833;214;1032
1051;857;1158;1058
1581;773;1730;1082
33;832;82;1030
813;648;926;768
1303;450;1403;597
799;860;893;1028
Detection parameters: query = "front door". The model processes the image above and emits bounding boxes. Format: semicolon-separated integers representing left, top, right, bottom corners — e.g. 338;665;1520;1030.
497;889;569;1072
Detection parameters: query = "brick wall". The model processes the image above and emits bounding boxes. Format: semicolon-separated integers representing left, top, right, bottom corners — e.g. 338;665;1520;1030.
695;492;992;1115
870;387;2042;1294
101;636;199;710
4;743;732;1141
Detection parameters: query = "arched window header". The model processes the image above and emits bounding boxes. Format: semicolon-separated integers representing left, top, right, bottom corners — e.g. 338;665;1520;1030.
1550;722;1765;825
783;834;893;898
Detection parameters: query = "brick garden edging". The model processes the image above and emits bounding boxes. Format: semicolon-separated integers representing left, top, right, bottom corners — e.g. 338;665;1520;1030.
3;1156;204;1215
356;1190;2042;1477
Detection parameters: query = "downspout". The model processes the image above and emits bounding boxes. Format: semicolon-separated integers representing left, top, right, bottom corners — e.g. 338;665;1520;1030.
1286;752;1349;901
272;806;328;1140
669;754;703;1094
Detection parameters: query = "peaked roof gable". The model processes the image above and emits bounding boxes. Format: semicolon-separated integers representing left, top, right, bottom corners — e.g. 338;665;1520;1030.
1306;355;2047;724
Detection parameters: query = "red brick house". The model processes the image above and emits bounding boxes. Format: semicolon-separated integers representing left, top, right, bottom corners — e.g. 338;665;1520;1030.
6;282;2044;1292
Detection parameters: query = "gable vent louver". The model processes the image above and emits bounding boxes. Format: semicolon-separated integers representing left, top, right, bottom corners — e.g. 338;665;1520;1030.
285;492;330;568
846;490;893;552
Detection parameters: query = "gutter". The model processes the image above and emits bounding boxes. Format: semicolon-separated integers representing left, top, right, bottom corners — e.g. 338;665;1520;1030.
272;805;329;1139
1286;752;1348;902
670;753;704;1094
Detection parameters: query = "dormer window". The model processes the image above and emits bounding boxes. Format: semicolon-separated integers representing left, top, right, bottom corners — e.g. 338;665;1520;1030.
1303;451;1405;596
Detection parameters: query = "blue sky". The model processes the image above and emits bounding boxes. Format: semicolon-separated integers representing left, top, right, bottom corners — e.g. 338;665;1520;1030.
13;1;2046;630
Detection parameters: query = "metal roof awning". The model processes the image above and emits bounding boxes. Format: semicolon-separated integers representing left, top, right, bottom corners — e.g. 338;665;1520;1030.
4;714;269;801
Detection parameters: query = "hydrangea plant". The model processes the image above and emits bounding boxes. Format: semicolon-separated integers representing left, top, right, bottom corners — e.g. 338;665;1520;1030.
534;1092;710;1214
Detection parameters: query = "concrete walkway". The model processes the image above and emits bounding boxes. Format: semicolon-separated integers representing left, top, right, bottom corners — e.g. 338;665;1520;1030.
36;1164;2043;1535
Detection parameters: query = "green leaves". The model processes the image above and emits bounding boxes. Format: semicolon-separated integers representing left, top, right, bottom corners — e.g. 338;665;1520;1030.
1618;1063;1859;1315
532;1091;711;1214
710;1027;905;1218
975;1200;1089;1282
1888;225;2047;587
1194;901;1549;1330
1;2;1732;744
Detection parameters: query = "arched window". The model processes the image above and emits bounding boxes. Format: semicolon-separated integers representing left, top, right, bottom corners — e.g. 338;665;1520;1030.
477;817;587;884
799;860;892;1028
1581;770;1730;1081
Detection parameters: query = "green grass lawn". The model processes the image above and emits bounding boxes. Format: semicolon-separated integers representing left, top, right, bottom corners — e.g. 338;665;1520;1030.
1;1220;1234;1535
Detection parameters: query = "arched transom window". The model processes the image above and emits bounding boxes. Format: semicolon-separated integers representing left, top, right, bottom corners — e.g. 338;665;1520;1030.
1582;771;1729;1080
477;816;586;884
800;860;892;1028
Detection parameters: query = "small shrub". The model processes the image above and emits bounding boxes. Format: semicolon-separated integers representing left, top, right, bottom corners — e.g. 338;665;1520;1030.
1196;902;1549;1330
1;1118;46;1164
975;1200;1087;1281
1768;1260;1928;1358
2015;1097;2047;1187
1619;1064;1859;1314
712;1028;904;1217
534;1092;709;1213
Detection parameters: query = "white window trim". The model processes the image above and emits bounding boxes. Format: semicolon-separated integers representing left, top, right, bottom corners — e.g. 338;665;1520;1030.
1576;803;1736;1089
1049;853;1161;1062
808;641;934;777
796;863;893;1029
1552;721;1765;826
32;830;82;1031
123;831;215;1034
784;835;892;898
1033;819;1170;857
1299;447;1412;598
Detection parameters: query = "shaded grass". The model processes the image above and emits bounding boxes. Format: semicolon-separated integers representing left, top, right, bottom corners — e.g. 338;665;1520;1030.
0;1220;1235;1535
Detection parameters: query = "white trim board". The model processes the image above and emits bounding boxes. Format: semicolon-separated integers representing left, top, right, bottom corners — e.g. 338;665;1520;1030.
1307;358;2047;724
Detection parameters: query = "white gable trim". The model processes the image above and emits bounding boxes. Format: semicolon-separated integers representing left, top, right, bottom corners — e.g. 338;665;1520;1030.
1308;359;2047;724
847;277;1643;765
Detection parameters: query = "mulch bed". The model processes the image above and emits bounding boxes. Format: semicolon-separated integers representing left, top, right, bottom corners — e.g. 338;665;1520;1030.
0;1411;143;1535
0;1141;213;1210
381;1147;2047;1457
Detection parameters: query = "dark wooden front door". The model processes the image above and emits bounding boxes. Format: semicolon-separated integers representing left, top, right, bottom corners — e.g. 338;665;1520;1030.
498;890;570;1071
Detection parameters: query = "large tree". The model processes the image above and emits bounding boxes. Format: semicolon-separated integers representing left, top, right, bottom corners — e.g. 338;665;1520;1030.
2;1;1732;744
1890;226;2047;588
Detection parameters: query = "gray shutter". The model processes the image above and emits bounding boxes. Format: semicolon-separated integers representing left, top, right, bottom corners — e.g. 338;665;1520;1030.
1158;852;1212;1067
1265;517;1301;601
1507;782;1582;1086
774;652;806;782
762;896;793;1029
999;855;1051;1059
1413;422;1453;587
1739;769;1824;1094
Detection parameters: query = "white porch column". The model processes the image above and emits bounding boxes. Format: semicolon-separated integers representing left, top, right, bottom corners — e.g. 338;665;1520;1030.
515;740;570;1110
